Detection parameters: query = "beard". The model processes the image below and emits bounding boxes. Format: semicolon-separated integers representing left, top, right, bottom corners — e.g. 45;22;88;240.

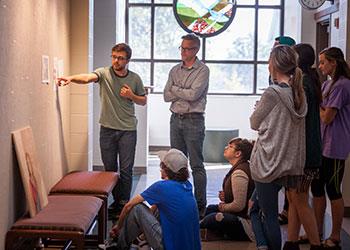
113;64;125;71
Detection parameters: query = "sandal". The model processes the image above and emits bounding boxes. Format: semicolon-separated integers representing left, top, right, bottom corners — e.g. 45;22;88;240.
278;212;288;225
322;238;341;249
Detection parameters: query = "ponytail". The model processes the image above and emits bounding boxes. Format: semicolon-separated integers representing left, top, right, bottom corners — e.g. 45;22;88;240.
290;67;305;111
271;45;306;111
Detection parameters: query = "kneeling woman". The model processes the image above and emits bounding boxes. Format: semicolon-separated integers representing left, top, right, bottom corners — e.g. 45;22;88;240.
200;138;255;241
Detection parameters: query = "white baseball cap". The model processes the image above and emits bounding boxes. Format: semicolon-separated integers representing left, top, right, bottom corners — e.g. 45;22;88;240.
158;149;188;173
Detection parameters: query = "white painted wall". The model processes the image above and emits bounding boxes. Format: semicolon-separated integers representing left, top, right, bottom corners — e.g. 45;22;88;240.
300;8;317;46
148;94;260;146
284;0;302;42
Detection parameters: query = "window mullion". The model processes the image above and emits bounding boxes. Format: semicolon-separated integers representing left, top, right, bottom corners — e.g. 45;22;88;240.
151;1;155;89
253;1;259;95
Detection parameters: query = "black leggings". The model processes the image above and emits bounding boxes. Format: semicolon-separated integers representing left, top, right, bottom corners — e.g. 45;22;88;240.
311;156;345;200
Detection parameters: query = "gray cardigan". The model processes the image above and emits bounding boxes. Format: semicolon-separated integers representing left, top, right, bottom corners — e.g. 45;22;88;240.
250;84;307;183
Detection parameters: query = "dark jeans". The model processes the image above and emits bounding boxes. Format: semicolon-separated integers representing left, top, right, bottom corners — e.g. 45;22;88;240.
254;181;282;250
200;204;249;240
170;113;207;212
100;126;137;206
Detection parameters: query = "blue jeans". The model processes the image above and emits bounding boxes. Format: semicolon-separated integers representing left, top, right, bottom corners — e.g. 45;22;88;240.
117;203;163;250
170;113;207;212
249;190;268;249
100;126;137;206
200;204;249;240
254;181;282;250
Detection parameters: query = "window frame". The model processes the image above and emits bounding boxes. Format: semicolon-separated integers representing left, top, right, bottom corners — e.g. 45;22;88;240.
125;0;285;95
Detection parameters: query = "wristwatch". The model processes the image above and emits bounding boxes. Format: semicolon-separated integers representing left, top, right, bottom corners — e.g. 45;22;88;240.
299;0;326;10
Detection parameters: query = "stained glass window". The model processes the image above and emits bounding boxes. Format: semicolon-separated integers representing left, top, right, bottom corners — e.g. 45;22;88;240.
125;0;284;94
174;0;237;37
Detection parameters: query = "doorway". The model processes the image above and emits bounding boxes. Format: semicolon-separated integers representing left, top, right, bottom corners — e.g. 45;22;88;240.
316;17;330;83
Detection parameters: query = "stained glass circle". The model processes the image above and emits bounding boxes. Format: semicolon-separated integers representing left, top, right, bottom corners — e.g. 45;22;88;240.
174;0;237;37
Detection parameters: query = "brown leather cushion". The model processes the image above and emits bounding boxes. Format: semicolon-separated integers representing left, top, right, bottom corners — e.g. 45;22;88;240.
50;171;118;196
12;195;102;233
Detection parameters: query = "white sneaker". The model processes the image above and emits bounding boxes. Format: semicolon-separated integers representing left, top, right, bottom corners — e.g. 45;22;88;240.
98;238;118;250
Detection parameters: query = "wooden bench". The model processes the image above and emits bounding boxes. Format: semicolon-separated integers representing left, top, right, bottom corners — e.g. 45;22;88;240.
6;195;104;250
6;126;117;249
50;171;118;239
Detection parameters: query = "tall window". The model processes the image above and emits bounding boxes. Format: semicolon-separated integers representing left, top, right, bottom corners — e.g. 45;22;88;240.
126;0;284;95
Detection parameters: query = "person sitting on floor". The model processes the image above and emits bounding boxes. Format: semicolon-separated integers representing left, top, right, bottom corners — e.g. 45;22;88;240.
200;138;255;242
102;148;201;250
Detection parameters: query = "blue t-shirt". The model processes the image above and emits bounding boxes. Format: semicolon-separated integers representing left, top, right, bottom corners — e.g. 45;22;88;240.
141;180;201;250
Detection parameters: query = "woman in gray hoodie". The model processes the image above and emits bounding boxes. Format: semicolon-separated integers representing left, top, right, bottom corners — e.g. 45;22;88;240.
249;45;307;250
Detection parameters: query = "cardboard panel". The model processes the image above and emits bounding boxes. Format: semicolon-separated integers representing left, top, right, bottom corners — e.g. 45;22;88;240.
12;127;49;217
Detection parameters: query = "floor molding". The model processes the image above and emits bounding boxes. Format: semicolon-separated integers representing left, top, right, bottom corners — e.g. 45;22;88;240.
149;145;171;152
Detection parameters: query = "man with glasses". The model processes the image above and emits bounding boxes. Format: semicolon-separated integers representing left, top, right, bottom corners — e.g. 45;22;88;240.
57;43;147;216
163;33;210;217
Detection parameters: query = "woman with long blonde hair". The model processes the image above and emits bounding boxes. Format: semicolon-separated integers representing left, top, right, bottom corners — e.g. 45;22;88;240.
250;45;307;250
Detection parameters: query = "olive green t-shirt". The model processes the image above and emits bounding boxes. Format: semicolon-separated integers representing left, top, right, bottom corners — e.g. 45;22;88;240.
93;67;145;131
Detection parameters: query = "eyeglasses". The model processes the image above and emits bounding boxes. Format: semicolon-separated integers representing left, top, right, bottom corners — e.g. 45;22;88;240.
111;55;128;61
178;46;197;52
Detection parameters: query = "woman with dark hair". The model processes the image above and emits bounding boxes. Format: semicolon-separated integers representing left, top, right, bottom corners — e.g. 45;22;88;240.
311;47;350;249
250;45;307;250
200;138;255;242
282;43;323;250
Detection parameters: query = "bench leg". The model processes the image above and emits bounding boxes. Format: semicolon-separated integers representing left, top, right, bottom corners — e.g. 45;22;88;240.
5;231;16;250
74;238;85;250
98;201;106;244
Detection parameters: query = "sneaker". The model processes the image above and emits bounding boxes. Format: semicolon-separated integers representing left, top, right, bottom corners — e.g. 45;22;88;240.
98;238;118;250
130;235;150;250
